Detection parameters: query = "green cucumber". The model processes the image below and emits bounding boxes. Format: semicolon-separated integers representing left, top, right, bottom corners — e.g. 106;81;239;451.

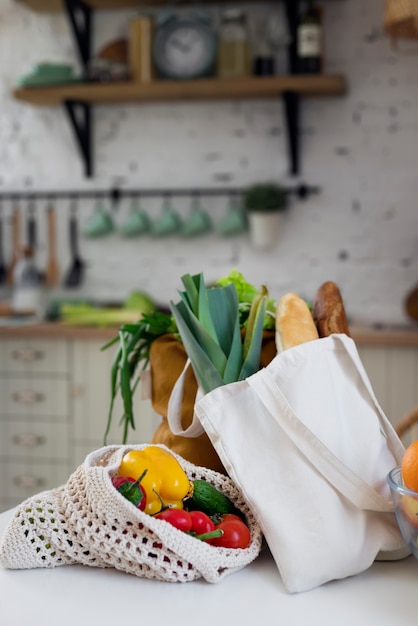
185;479;239;516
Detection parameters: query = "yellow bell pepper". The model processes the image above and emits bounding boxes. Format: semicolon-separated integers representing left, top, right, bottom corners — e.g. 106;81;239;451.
117;445;192;515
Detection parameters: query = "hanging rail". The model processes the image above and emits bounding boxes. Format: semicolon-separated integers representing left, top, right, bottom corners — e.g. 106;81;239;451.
0;183;320;206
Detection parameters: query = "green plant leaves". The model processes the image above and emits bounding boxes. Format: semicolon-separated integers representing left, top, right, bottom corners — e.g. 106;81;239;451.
170;272;268;394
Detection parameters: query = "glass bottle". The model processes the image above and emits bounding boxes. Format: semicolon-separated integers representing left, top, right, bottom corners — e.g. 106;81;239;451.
297;0;323;74
217;9;251;78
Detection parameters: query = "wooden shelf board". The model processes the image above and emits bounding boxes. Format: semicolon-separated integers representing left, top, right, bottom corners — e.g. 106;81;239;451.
13;75;347;107
16;0;258;12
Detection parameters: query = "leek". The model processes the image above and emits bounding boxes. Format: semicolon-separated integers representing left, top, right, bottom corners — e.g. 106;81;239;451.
170;272;268;394
104;272;271;444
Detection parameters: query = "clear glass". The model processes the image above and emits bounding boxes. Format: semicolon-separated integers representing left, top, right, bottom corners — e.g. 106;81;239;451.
217;9;251;78
387;467;418;558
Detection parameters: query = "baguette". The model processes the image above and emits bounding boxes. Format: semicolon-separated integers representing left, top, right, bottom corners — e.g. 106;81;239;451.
275;292;319;353
312;281;350;337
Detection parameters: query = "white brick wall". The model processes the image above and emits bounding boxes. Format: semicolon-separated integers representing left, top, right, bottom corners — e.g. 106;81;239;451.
0;0;417;326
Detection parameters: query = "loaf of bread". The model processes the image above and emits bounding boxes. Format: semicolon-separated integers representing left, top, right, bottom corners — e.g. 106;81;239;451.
275;292;319;353
312;281;350;337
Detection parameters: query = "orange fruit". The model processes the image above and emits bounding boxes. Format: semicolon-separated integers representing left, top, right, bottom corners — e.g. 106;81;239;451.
401;440;418;492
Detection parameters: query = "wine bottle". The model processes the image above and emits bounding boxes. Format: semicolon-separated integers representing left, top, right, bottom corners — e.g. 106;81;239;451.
297;0;322;74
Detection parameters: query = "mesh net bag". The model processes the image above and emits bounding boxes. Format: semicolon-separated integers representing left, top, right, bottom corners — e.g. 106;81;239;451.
0;444;262;583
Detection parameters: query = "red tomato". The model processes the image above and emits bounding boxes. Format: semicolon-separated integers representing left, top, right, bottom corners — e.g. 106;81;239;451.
155;508;192;532
189;510;215;535
210;519;251;549
216;513;244;524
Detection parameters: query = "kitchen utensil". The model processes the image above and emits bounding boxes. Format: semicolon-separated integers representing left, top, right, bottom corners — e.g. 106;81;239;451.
151;194;182;237
6;206;21;286
26;202;37;250
26;200;45;283
83;199;114;238
0;205;6;285
180;194;211;238
44;204;60;288
64;205;85;288
119;197;150;237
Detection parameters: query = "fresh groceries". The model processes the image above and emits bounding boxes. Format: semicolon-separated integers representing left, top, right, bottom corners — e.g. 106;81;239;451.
388;466;418;559
401;439;418;492
112;445;251;549
185;479;241;516
275;292;319;353
312;280;351;338
111;474;146;510
387;440;418;558
103;271;351;448
399;439;418;529
117;445;192;515
103;269;274;444
59;290;156;327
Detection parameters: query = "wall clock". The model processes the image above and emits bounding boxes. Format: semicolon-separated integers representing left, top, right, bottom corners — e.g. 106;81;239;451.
153;13;217;80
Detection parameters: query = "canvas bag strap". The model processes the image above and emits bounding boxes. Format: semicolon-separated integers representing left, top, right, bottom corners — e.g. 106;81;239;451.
167;359;205;437
246;339;393;513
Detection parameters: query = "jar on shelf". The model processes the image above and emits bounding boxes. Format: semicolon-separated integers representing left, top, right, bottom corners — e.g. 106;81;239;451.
217;8;251;79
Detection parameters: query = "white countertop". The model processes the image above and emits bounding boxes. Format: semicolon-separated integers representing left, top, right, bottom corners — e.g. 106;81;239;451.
1;508;418;626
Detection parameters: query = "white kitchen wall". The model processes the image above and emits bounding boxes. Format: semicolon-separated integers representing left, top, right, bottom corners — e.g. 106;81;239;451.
0;0;417;325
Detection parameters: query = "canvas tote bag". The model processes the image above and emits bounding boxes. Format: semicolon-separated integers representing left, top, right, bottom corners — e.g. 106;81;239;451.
192;334;409;593
149;332;277;473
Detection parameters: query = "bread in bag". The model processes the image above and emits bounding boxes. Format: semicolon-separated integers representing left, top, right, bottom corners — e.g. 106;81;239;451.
275;292;319;353
312;281;350;337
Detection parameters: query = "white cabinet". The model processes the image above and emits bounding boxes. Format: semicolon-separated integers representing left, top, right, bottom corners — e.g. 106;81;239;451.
358;345;418;445
0;338;71;512
71;338;158;467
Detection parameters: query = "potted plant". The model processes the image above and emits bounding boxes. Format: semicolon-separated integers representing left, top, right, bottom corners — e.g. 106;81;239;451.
243;182;287;249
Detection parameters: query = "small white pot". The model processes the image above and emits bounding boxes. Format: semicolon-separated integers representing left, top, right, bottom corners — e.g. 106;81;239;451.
248;211;281;250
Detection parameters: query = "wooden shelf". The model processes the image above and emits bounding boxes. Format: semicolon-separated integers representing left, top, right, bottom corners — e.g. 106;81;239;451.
13;75;346;107
16;0;256;12
14;0;347;177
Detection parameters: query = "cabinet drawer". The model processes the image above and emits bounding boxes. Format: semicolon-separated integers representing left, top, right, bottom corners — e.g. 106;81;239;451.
0;420;70;460
0;339;68;375
0;377;69;419
0;461;70;505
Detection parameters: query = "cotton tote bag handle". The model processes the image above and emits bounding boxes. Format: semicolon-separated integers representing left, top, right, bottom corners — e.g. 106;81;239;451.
167;359;205;438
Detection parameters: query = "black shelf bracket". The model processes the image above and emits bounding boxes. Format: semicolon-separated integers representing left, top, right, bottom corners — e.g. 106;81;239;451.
63;0;92;75
64;100;93;177
283;0;301;176
282;91;300;176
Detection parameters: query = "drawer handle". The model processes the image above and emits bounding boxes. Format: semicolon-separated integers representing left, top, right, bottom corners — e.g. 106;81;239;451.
13;475;45;489
11;348;45;362
11;390;45;405
12;433;46;448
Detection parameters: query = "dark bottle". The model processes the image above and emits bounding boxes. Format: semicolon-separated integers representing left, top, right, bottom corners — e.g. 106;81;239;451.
297;0;322;74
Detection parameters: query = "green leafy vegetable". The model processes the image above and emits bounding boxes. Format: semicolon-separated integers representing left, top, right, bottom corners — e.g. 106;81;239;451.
170;272;268;394
102;310;176;444
217;268;276;330
103;271;274;444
